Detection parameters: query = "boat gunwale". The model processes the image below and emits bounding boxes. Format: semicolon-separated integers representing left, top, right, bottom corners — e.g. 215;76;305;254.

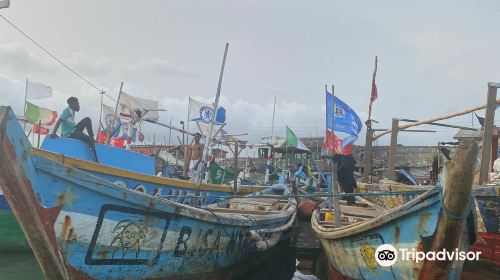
30;147;265;194
33;155;297;228
311;186;441;239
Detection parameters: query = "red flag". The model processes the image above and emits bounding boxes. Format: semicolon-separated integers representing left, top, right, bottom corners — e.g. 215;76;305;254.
370;56;378;102
33;124;49;135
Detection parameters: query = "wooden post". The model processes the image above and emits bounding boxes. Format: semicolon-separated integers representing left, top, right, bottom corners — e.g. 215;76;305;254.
387;118;399;181
195;43;229;196
331;84;341;228
479;83;499;184
363;127;373;182
106;82;123;145
233;141;238;195
37;120;41;148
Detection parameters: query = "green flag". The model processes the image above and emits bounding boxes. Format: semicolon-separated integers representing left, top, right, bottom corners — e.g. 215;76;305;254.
209;159;234;184
25;102;58;125
285;125;310;152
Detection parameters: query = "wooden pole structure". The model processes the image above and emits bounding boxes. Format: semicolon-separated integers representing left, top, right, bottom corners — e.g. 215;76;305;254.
23;78;28;131
330;84;341;227
106;82;123;145
479;83;500;184
374;98;500;140
387;118;399;181
195;43;229;196
233;141;239;195
37;120;41;148
363;127;373;183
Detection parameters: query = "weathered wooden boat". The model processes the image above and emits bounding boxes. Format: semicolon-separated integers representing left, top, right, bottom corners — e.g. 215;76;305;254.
0;186;30;252
34;137;265;205
469;184;499;268
0;106;296;279
312;140;478;280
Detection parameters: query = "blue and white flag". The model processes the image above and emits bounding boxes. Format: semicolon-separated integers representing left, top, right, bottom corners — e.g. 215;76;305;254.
189;98;226;124
324;92;363;155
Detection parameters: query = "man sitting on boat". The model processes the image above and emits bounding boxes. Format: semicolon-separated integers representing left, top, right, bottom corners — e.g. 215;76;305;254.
188;132;203;182
50;97;99;162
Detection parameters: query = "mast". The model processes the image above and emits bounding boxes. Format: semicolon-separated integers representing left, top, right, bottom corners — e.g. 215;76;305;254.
195;43;229;196
106;82;123;145
330;84;341;227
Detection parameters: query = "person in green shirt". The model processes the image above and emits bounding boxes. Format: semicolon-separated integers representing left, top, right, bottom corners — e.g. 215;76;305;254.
50;97;99;162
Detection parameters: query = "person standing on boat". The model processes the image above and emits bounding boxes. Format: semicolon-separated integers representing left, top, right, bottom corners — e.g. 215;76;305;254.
188;132;203;182
335;154;356;205
50;97;99;162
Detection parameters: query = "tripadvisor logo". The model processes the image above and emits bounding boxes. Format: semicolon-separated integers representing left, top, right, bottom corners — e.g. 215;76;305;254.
375;244;398;267
374;244;481;267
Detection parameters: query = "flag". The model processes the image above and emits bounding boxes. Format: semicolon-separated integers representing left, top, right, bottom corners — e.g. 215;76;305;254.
33;124;49;135
474;113;485;127
324;92;362;155
26;80;52;99
370;56;378;103
119;91;159;121
209;159;234;184
285;126;311;152
102;104;122;138
25;102;58;125
189;98;226;124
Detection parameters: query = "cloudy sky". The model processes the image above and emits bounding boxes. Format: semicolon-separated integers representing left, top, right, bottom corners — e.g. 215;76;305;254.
1;0;499;153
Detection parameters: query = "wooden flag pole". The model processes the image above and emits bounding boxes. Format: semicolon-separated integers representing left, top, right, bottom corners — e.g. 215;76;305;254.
23;78;28;131
106;82;123;145
195;43;230;196
329;84;341;228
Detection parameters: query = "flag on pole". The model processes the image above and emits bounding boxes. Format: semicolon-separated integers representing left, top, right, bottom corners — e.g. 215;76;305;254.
285;126;310;152
26;80;53;99
370;56;378;103
209;159;234;184
25;102;58;125
188;98;226;124
323;92;362;155
474;113;485;127
33;124;49;135
119;91;160;121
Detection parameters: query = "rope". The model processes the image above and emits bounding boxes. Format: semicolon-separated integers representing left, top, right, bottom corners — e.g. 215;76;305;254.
242;214;269;249
0;14;116;101
439;188;474;220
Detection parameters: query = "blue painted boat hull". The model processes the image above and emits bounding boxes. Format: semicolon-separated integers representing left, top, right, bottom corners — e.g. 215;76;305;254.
0;106;296;279
312;185;477;279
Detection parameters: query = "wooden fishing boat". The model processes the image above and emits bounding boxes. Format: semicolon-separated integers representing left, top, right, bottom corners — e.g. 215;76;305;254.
312;140;478;280
0;106;296;279
469;184;499;268
34;137;265;205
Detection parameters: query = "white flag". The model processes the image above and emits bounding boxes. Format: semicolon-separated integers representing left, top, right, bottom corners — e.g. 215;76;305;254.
188;97;226;124
26;80;53;99
118;91;159;121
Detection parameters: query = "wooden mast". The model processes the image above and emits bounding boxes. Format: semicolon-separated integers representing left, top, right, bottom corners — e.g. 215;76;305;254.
479;82;500;184
195;43;229;196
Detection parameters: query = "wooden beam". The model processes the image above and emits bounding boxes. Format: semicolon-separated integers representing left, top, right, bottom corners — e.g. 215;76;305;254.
387;118;399;181
363;128;373;183
479;83;499;184
374;98;500;140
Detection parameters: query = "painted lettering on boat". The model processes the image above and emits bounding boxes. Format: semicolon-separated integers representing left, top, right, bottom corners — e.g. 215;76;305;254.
85;204;253;266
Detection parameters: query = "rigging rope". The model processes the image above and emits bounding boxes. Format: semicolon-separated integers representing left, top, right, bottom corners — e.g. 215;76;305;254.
0;14;117;102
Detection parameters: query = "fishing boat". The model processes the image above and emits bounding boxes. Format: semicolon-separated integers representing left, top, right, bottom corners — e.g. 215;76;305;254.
0;106;296;279
33;136;264;205
469;184;499;268
312;140;478;280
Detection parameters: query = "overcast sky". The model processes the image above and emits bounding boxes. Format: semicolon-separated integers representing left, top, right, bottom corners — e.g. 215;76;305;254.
1;0;499;152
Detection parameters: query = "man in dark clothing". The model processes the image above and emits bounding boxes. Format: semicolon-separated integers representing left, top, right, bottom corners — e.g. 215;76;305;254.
334;154;357;205
50;97;99;162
